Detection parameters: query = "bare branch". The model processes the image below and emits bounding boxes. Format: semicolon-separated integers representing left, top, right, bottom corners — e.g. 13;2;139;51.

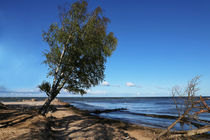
155;76;210;139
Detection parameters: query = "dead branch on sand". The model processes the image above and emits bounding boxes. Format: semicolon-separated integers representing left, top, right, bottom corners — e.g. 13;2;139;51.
168;125;210;139
154;76;210;140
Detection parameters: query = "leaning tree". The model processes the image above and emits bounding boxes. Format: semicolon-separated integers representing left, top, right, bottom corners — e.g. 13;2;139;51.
38;0;117;115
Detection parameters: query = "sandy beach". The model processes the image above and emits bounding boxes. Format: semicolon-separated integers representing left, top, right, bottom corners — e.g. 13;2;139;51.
1;99;209;140
0;99;162;140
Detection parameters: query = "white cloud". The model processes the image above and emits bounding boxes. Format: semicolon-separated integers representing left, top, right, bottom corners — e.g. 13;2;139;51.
0;87;46;97
0;87;40;94
0;91;47;97
101;81;120;87
15;88;39;93
126;82;135;87
126;82;141;88
86;89;107;95
101;81;110;86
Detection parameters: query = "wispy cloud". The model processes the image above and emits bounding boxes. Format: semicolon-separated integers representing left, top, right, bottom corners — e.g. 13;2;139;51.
0;86;45;97
101;81;120;87
101;81;110;86
126;82;141;88
154;86;171;91
0;85;7;92
15;88;40;93
126;82;135;87
155;86;165;90
86;89;107;95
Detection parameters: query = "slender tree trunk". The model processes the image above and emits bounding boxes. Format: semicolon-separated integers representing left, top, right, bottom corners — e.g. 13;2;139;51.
39;93;57;115
39;46;67;116
39;74;66;116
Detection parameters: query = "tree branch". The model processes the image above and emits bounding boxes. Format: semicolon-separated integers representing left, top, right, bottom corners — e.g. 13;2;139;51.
169;125;210;138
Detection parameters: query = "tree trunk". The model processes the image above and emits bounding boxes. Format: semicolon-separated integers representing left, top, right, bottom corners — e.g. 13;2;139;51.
39;94;56;115
169;125;210;138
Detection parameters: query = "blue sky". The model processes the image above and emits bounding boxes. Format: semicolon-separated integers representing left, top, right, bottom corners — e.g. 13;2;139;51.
0;0;210;97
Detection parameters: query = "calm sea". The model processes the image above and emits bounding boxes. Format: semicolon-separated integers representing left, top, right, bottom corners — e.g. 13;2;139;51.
1;97;210;130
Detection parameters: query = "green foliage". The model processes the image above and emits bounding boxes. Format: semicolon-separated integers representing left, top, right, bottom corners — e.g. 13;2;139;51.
38;81;51;96
39;0;117;96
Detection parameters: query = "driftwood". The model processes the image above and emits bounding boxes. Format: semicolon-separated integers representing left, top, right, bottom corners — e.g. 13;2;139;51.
169;125;210;139
154;96;210;140
195;96;210;114
129;111;209;128
154;107;192;140
154;77;210;139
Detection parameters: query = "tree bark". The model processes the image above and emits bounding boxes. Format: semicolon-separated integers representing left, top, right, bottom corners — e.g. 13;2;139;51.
39;94;57;115
169;125;210;138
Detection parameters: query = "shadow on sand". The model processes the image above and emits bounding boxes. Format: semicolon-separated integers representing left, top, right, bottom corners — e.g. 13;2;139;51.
46;113;135;140
0;108;36;128
0;106;136;140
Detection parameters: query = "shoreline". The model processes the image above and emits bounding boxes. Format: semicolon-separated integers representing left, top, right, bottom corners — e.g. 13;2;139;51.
0;99;161;140
0;99;209;140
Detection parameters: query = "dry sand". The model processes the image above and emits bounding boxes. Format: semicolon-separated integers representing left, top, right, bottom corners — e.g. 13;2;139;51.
0;99;162;140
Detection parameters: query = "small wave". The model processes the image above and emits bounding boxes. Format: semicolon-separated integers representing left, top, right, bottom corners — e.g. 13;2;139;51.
122;110;178;120
70;102;102;111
